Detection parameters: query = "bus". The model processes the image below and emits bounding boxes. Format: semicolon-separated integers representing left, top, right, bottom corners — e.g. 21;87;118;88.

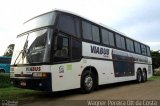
10;9;152;93
0;56;11;73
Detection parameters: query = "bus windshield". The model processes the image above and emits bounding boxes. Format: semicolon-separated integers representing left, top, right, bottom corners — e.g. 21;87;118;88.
11;11;57;65
12;28;52;65
22;12;57;33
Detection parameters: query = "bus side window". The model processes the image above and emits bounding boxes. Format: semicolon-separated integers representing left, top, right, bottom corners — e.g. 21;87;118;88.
58;14;80;38
54;34;70;59
101;28;109;45
108;32;115;47
82;21;92;41
71;38;82;60
126;38;134;52
146;47;151;56
141;44;147;55
92;25;100;42
101;28;115;47
115;34;126;50
134;41;141;54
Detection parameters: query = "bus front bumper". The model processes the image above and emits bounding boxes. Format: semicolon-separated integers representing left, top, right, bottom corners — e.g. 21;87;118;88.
11;73;52;91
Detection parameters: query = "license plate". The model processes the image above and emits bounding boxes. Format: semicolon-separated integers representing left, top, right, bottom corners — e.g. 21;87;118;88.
20;82;26;86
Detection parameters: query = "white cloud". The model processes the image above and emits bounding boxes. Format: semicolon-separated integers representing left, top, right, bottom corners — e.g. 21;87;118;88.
145;42;160;51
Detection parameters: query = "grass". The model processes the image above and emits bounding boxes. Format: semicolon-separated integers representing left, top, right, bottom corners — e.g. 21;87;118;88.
0;73;11;88
148;76;160;81
0;73;43;101
0;86;44;101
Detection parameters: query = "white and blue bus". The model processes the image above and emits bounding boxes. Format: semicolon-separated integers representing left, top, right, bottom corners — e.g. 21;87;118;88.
10;9;152;93
0;56;11;73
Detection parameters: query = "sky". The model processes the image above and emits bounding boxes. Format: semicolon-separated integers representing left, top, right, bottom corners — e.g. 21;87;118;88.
0;0;160;55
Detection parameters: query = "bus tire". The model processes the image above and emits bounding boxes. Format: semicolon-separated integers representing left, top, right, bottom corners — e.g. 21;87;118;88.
136;70;142;83
81;71;95;93
142;70;147;82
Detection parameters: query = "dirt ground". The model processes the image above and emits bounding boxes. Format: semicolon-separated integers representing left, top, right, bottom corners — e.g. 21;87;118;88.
21;80;160;106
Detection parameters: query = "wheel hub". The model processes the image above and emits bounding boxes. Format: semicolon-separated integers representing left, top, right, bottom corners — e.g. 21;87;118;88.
84;75;93;90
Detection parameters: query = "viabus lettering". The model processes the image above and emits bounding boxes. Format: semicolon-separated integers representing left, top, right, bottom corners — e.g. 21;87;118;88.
91;45;109;57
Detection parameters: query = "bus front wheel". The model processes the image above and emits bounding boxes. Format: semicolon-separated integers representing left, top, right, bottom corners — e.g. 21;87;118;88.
81;71;95;93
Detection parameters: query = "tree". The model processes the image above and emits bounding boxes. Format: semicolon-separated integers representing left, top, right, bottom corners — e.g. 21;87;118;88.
151;50;160;69
3;44;15;57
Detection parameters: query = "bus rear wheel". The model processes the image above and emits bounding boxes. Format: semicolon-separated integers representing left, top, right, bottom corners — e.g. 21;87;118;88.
81;71;95;93
136;70;142;83
142;71;147;82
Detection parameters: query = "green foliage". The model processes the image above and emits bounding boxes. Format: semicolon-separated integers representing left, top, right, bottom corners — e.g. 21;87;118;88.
154;71;160;76
151;51;160;69
148;76;160;80
0;74;11;88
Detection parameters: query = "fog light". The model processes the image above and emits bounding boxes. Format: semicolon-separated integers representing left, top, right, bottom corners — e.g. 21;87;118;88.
42;73;47;77
33;73;42;77
33;73;48;78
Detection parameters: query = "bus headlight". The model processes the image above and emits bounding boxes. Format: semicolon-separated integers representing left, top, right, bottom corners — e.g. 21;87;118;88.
32;72;48;78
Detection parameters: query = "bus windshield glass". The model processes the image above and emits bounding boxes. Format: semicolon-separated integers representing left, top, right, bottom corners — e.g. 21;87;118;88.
12;28;52;65
26;29;48;63
22;12;56;32
11;12;57;65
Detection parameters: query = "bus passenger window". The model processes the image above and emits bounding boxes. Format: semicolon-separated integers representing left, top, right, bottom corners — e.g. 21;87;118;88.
141;44;147;55
146;47;151;56
82;21;92;40
58;14;80;38
115;34;126;49
92;25;100;42
108;32;115;46
134;41;141;54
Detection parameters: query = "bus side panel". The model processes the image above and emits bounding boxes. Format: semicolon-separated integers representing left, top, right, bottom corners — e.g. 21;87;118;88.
81;58;138;85
51;62;81;92
81;59;115;85
134;63;152;78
